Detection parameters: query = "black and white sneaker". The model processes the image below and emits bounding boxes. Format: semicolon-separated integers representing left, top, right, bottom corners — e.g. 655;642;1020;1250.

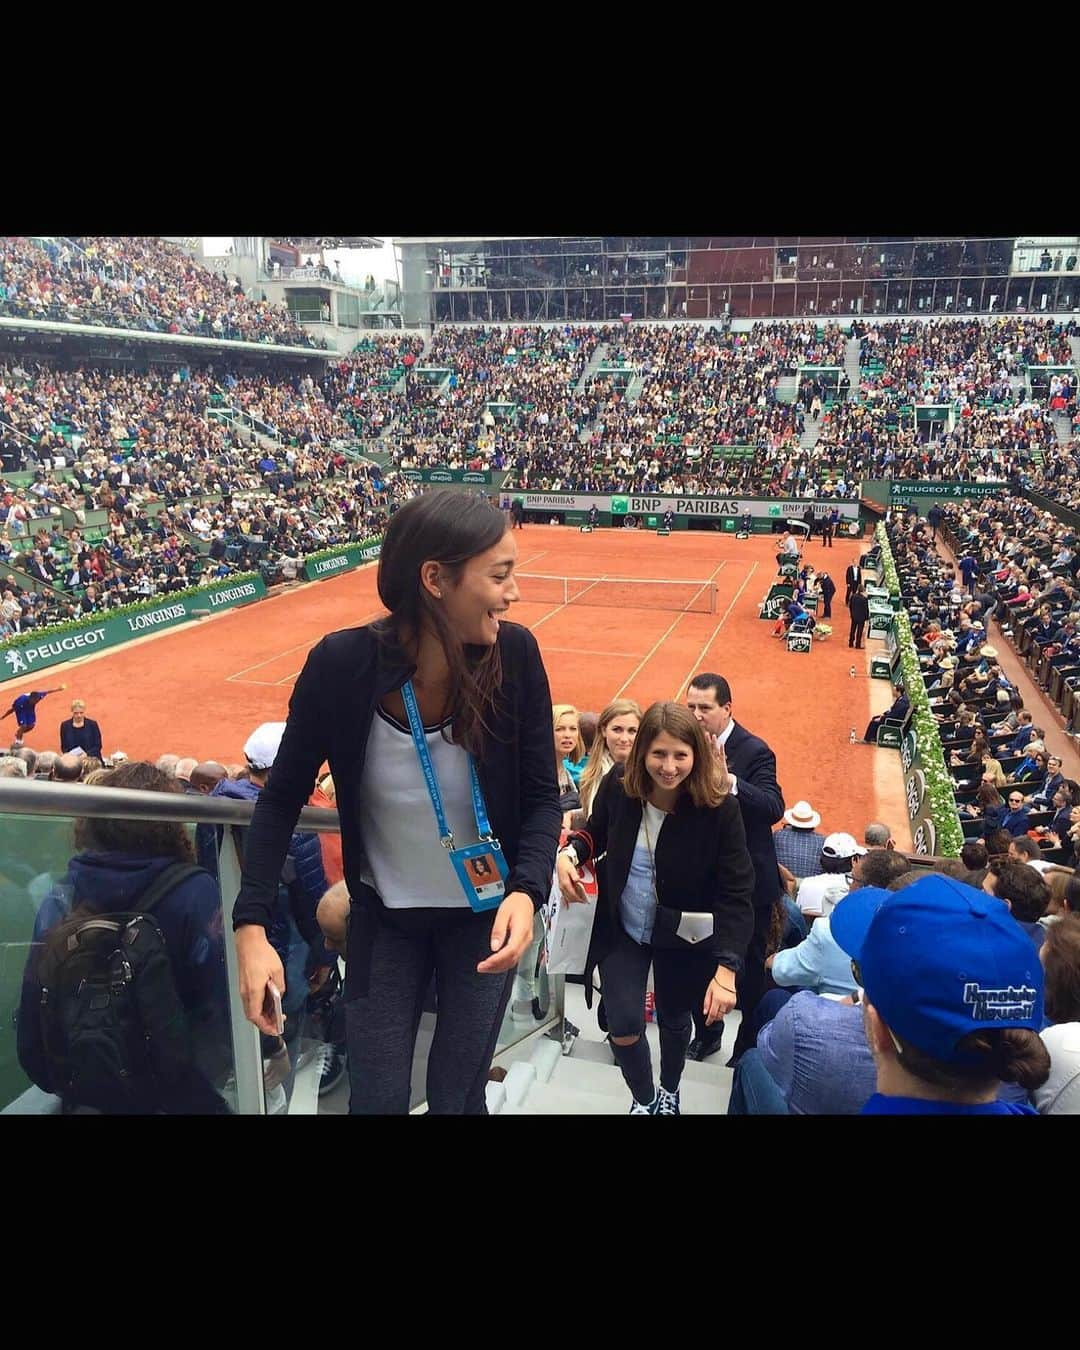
656;1087;680;1115
317;1043;347;1097
629;1094;659;1115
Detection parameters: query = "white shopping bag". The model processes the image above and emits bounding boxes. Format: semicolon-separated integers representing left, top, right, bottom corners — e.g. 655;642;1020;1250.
542;862;598;977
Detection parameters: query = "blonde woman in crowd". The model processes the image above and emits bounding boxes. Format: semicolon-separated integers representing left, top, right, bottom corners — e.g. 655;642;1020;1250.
578;698;642;816
553;704;587;829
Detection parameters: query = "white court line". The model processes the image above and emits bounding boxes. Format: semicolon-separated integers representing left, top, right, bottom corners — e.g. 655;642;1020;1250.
528;600;576;631
226;609;382;683
613;561;727;700
673;561;760;701
515;550;547;570
227;638;317;682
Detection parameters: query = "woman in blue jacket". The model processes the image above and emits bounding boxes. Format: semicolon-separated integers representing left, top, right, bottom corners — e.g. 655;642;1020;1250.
233;492;561;1114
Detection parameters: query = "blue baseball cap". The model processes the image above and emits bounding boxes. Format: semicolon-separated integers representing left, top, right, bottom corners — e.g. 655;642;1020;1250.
830;874;1044;1066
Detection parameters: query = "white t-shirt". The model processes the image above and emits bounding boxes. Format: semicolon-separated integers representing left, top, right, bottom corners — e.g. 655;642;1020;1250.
796;871;850;917
357;706;480;909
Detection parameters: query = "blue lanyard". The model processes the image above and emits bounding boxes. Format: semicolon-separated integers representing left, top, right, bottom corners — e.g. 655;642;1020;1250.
400;680;493;849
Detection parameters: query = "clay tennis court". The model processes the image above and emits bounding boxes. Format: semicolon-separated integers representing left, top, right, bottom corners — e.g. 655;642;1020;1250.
1;525;910;843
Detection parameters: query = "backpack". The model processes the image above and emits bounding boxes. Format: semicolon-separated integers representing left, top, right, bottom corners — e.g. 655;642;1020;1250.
33;862;216;1114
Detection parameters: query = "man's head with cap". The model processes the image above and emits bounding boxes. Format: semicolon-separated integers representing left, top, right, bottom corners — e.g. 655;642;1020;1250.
831;873;1049;1099
244;722;286;783
819;832;866;874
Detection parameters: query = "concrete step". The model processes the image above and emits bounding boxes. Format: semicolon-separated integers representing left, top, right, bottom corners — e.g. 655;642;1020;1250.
503;1082;628;1114
801;419;823;449
565;1031;735;1088
553;1051;733;1104
518;1055;732;1114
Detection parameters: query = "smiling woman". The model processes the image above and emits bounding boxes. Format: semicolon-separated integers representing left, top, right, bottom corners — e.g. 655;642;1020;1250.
558;701;755;1114
231;490;562;1115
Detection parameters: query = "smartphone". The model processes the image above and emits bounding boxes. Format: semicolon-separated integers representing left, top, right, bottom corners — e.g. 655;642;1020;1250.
264;980;285;1035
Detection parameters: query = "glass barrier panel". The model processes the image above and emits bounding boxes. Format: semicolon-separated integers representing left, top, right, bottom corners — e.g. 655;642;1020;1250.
0;812;239;1115
0;794;561;1116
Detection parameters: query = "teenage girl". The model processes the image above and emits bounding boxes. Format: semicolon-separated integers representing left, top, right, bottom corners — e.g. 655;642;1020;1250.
557;701;755;1114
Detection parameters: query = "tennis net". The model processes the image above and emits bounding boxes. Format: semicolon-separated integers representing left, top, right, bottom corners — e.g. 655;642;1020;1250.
514;573;717;614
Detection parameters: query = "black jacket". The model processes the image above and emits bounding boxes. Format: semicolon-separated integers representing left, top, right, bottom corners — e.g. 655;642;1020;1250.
845;564;860;590
724;722;785;911
884;693;910;723
568;766;755;997
849;592;870;623
232;620;561;933
59;716;102;759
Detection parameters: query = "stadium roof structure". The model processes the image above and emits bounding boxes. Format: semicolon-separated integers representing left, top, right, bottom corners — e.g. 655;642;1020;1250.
273;237;383;250
393;236;559;244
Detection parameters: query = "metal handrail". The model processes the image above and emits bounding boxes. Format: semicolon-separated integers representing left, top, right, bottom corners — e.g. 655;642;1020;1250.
0;778;340;832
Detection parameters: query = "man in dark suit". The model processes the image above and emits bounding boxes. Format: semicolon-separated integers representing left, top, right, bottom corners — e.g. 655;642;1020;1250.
844;562;860;605
819;572;836;618
863;683;910;743
685;673;785;1063
849;584;870;648
59;699;103;760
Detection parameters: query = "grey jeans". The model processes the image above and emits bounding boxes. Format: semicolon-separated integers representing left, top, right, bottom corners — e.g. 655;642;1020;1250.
344;900;514;1115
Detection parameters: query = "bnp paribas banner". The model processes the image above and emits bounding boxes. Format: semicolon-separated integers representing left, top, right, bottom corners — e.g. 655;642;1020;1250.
1;576;267;683
303;541;382;582
520;492;860;522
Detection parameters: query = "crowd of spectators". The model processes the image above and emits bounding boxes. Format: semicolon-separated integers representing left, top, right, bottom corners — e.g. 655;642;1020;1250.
803;317;1078;490
1;302;1078;639
366;317;1076;501
0;237;322;347
0;356;414;634
403;322;859;498
885;499;1080;866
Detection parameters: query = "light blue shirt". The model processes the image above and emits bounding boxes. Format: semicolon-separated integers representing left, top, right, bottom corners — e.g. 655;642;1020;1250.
618;804;664;945
769;915;857;995
758;991;876;1115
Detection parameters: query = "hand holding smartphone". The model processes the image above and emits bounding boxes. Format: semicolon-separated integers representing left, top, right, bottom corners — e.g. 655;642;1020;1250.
264;980;285;1035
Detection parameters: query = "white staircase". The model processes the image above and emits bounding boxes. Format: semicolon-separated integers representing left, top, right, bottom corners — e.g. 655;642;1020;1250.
844;336;862;393
488;984;738;1115
801;417;823;451
625;372;646;405
208;399;283;453
776;374;798;404
576;341;610;393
